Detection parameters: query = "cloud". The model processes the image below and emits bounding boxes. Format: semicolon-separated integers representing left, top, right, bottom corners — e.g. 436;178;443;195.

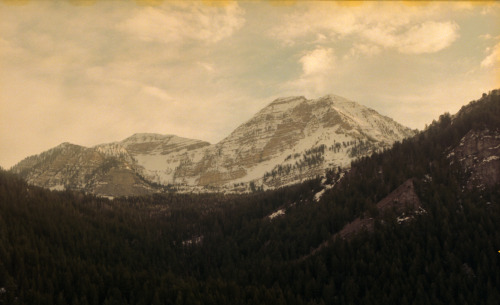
271;2;461;55
119;2;245;45
395;21;459;54
481;41;500;68
270;3;360;45
299;47;335;76
360;21;459;54
282;46;337;97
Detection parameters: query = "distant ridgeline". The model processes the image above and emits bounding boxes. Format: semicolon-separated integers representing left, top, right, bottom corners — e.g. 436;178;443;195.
10;94;415;196
1;90;499;304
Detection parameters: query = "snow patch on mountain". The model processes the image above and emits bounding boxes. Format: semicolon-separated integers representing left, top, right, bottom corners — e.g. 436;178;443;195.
268;209;286;220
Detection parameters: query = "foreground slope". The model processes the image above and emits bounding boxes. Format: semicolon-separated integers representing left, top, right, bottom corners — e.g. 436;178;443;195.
11;94;414;196
1;90;499;305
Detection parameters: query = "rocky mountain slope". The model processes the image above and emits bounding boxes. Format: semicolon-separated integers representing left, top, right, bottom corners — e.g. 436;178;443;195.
176;94;414;189
10;94;415;196
10;135;210;197
447;126;500;191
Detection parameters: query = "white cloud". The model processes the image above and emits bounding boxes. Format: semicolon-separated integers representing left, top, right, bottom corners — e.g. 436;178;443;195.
481;41;500;68
270;3;360;45
283;46;337;97
119;2;245;45
396;21;459;54
300;47;335;76
271;2;461;55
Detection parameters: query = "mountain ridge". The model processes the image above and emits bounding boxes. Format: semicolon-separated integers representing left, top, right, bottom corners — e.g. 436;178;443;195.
11;94;416;196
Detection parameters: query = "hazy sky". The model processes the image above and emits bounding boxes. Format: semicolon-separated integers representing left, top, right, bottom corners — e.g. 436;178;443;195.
1;1;499;169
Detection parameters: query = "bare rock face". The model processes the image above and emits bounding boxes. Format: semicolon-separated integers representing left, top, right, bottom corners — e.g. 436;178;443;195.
375;179;422;213
336;179;424;240
10;94;416;195
448;129;500;190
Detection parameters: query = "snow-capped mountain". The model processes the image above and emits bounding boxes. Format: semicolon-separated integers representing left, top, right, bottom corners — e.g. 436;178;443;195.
11;94;416;196
171;94;414;189
10;134;210;196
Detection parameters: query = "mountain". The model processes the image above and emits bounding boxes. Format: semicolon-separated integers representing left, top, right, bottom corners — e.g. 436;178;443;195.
10;134;210;197
176;94;414;188
10;94;415;196
1;90;499;305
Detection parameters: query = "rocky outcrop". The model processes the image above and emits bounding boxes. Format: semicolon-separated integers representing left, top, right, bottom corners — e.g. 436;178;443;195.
299;179;424;261
336;179;423;240
448;129;500;190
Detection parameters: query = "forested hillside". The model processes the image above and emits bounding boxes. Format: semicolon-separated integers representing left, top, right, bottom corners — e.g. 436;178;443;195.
1;90;499;305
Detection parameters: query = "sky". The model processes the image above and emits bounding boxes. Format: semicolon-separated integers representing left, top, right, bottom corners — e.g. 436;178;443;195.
0;0;499;169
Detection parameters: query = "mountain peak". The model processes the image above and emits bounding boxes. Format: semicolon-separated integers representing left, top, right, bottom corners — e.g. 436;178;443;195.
263;94;364;116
